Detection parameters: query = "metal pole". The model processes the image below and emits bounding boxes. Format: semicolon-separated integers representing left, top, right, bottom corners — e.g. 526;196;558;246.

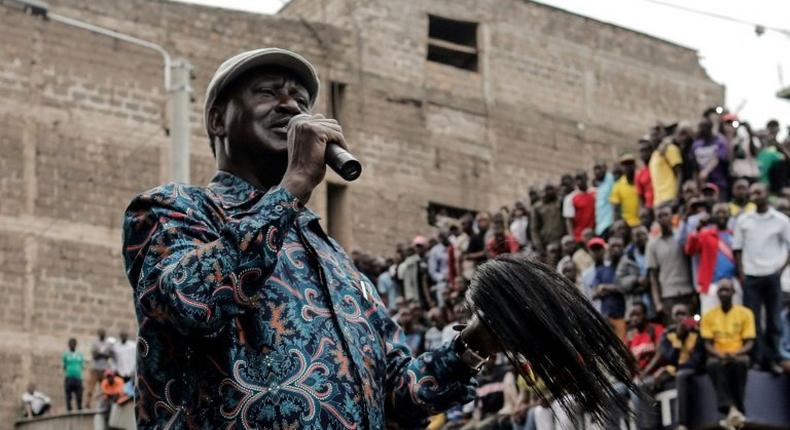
170;59;192;183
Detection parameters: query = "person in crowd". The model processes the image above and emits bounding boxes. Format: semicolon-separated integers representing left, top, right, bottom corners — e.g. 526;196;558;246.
627;302;665;430
560;173;576;210
544;240;562;269
611;153;641;228
610;219;632;247
21;383;50;418
399;306;426;356
636;138;655;209
639;206;659;238
701;182;720;207
593;161;615;236
572;227;595;274
63;337;84;411
729;178;756;219
693;119;730;200
684;203;740;314
580;236;607;311
661;303;704;430
486;219;520;258
378;256;399;311
424;307;446;352
560;258;580;288
510;202;529;249
84;328;112;408
724;116;761;182
617;226;651;317
651;128;685;208
647;204;694;321
671;122;697;186
733;182;790;374
757;119;788;194
530;182;565;253
591;236;627;340
463;211;491;276
113;331;137;382
556;235;576;272
701;279;755;430
399;236;434;309
456;213;474;280
428;231;451;308
563;171;596;243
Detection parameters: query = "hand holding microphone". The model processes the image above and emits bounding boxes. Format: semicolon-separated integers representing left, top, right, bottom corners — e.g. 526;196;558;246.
278;114;361;204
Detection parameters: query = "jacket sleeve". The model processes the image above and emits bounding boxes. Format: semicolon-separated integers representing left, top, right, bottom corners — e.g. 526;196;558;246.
122;184;300;337
374;300;476;427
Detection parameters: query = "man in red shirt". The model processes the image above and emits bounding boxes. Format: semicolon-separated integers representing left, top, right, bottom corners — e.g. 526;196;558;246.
486;220;520;257
563;171;596;243
636;137;655;209
627;301;666;430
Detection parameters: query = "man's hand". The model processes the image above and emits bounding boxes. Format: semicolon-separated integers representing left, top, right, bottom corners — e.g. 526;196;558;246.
279;114;348;204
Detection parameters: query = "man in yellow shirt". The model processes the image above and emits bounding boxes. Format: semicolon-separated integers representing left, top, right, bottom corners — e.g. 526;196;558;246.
728;178;756;218
610;154;641;227
649;138;684;207
700;279;755;430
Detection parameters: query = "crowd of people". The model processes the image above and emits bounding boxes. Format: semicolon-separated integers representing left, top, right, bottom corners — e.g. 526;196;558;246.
352;108;790;430
21;329;136;422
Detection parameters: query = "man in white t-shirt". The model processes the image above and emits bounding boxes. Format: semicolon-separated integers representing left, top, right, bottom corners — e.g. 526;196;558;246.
21;383;50;418
733;182;790;374
113;331;137;382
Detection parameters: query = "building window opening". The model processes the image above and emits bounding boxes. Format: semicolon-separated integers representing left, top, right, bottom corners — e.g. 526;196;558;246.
427;15;478;71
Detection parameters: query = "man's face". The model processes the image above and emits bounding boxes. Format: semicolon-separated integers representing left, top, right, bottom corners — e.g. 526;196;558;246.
621;160;635;175
581;228;594;245
590;245;606;263
732;180;749;201
672;304;690;326
561;176;574;193
543;184;557;201
97;329;106;339
561;261;578;281
698;120;713;140
776;198;790;217
639;207;654;228
68;339;77;350
749;183;768;207
120;332;128;343
561;237;576;256
712;204;729;228
717;281;734;304
612;220;629;240
216;67;310;160
629;306;645;328
493;222;505;237
633;228;648;248
477;214;491;232
639;142;653;163
608;238;624;259
656;207;673;229
575;174;588;190
682;182;699;202
593;164;606;180
546;243;561;262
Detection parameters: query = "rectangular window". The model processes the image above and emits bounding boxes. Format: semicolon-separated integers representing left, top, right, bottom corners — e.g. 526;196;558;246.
427;201;476;226
427;15;478;71
329;81;347;124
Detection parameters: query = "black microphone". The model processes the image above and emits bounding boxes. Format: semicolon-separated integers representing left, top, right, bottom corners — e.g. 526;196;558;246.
326;143;362;181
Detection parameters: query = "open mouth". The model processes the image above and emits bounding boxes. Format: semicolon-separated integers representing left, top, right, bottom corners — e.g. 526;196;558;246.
269;118;291;135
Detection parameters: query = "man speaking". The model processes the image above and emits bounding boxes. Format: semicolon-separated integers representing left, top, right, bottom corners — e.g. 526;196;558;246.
122;48;495;429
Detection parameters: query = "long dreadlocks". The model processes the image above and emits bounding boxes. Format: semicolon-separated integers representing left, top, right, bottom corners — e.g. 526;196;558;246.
466;255;639;422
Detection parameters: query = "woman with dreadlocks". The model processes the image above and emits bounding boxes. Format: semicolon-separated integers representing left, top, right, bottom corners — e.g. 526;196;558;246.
459;254;639;425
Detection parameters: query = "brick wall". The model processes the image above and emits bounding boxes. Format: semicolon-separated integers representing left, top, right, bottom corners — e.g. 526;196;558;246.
0;0;722;422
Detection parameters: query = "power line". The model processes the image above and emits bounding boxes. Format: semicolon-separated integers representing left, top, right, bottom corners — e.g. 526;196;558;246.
643;0;790;36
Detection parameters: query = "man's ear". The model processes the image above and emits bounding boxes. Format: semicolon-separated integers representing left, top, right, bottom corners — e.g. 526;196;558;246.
207;103;226;139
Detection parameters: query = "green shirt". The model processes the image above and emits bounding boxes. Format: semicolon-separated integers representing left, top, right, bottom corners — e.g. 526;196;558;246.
62;351;84;379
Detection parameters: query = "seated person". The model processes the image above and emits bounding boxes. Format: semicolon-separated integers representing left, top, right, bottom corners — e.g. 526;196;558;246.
700;279;755;430
659;303;704;430
626;302;665;430
21;383;50;418
100;370;125;407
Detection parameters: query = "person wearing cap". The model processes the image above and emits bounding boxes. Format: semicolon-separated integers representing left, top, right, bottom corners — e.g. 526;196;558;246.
692;118;730;200
580;237;607;312
610;154;641;227
122;48;496;429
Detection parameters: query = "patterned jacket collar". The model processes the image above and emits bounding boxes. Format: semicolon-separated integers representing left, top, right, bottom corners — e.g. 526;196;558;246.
207;170;320;226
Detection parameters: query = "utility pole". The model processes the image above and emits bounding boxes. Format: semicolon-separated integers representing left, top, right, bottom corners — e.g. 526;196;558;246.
1;0;193;183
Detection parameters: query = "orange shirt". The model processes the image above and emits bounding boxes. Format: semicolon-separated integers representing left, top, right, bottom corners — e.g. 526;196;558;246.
101;376;125;397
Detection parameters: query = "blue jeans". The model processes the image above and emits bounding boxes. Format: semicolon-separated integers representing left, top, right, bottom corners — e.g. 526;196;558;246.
742;273;782;365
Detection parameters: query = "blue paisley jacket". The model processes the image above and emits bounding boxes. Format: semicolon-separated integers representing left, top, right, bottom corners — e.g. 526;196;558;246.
122;171;476;429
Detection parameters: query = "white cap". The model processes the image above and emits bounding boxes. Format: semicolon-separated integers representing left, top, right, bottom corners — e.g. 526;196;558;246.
203;48;320;134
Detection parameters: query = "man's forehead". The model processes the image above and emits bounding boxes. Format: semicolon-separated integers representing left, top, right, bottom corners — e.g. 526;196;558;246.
237;67;309;92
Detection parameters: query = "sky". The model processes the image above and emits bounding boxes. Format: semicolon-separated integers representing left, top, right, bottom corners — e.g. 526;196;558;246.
172;0;790;136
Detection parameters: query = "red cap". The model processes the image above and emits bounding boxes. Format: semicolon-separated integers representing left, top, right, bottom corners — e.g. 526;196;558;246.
587;237;606;249
720;113;738;122
411;235;428;247
702;182;719;194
